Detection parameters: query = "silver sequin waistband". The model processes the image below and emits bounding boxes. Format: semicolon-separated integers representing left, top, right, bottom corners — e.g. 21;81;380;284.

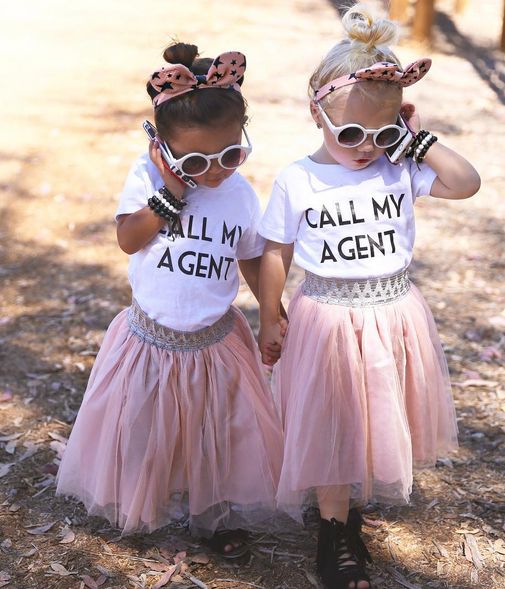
302;269;410;307
128;299;235;351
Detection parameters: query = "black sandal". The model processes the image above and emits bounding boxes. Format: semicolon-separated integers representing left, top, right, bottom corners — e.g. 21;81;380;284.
203;528;249;559
316;512;372;589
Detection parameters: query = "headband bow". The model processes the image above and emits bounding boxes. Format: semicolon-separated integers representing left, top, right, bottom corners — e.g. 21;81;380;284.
149;51;246;108
314;58;431;102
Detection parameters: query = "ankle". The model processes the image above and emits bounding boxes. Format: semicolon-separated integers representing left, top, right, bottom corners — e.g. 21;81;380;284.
316;515;372;588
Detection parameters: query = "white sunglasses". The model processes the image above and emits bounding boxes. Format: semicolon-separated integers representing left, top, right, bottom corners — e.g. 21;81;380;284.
317;105;407;149
161;127;253;177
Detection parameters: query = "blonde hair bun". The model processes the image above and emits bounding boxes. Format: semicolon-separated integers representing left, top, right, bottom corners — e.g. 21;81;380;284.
342;3;398;49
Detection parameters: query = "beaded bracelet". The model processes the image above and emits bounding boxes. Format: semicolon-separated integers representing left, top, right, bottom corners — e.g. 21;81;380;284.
148;196;178;222
414;133;437;163
159;185;185;211
406;129;438;163
148;182;186;235
406;130;428;158
156;191;180;216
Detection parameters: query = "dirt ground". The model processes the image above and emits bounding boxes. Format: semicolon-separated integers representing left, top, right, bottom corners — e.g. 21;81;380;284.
1;0;505;588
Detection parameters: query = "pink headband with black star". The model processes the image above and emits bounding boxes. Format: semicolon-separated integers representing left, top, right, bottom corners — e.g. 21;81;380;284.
314;58;431;102
149;51;246;108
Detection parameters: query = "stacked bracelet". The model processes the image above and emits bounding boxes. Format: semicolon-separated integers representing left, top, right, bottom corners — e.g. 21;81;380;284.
148;185;186;235
159;185;185;212
406;130;438;164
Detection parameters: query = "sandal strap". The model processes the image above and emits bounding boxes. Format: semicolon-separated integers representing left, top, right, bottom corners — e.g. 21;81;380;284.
346;509;373;564
317;517;371;588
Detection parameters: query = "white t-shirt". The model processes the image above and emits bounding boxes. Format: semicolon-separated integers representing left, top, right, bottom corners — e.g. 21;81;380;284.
258;155;437;279
116;153;265;331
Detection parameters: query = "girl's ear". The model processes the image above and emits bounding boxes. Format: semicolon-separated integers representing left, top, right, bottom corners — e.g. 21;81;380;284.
310;100;322;128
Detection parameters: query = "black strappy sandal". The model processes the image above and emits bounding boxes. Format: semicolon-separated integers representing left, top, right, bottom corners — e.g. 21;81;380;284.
346;508;372;566
203;528;249;559
317;512;372;589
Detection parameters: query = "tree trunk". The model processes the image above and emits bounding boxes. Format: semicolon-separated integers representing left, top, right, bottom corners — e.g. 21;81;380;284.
412;0;435;43
501;0;505;52
389;0;410;23
454;0;469;13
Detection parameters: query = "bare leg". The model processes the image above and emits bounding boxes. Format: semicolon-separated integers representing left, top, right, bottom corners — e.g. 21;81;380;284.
317;485;370;589
317;484;351;523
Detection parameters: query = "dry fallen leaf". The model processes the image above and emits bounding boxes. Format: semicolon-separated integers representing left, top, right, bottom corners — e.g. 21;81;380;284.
95;565;114;578
183;572;209;589
0;433;22;442
49;562;73;576
81;575;98;589
190;553;210;565
387;566;422;589
147;562;171;573
0;464;13;479
48;431;68;443
304;569;319;588
463;534;484;569
25;521;57;535
80;574;106;588
453;379;498;388
174;551;187;564
59;526;76;544
152;564;179;589
4;441;17;455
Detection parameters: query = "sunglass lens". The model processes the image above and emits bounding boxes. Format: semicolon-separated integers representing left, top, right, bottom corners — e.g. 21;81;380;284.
336;126;366;147
220;147;247;169
376;128;403;148
180;155;208;176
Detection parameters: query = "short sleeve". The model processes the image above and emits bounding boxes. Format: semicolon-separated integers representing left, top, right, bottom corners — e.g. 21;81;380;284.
258;179;303;244
408;159;437;200
115;154;162;220
236;190;265;260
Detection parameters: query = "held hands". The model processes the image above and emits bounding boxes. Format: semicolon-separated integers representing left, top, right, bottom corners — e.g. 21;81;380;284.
148;139;185;200
259;315;288;366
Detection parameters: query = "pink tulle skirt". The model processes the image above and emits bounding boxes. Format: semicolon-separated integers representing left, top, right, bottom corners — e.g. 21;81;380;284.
56;304;282;536
273;280;458;519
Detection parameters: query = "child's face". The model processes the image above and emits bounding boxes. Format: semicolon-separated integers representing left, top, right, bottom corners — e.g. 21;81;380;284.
165;122;244;189
312;85;402;170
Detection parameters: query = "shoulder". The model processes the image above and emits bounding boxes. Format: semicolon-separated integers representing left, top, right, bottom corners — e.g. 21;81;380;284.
274;157;314;186
123;151;163;190
127;152;161;182
221;172;260;208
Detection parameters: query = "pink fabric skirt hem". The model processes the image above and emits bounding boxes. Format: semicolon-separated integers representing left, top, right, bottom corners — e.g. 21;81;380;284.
56;305;282;536
273;282;458;520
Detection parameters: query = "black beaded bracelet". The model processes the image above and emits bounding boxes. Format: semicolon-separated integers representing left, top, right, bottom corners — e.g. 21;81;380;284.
414;133;437;163
159;185;185;211
156;192;180;216
406;130;428;158
148;196;178;222
406;129;437;163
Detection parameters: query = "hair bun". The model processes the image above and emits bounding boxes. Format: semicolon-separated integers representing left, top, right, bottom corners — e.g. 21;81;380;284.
342;3;398;49
163;42;199;68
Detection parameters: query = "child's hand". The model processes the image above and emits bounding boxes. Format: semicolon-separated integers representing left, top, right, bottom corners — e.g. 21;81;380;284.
400;102;421;134
279;303;288;336
259;321;285;366
148;139;185;200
